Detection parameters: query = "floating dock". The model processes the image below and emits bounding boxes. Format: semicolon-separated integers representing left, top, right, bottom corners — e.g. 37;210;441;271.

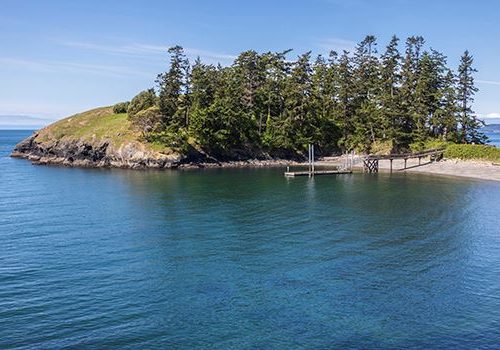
284;144;355;177
284;169;352;177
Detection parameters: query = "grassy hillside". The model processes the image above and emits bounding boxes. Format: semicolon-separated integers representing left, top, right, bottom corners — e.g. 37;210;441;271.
35;106;169;153
37;107;134;144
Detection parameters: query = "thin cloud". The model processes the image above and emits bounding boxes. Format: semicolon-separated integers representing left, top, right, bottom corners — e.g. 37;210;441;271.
0;57;150;78
60;41;237;62
61;41;165;55
314;37;356;52
481;112;500;119
0;101;88;119
184;48;237;61
0;115;56;129
477;79;500;86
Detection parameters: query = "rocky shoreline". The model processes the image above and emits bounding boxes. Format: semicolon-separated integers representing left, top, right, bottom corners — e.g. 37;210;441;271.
11;135;500;182
11;132;301;170
11;132;182;169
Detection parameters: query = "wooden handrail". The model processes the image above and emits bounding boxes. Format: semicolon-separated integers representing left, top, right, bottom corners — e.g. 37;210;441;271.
366;148;445;160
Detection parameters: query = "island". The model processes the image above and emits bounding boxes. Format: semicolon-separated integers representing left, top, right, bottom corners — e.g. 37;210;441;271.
11;35;500;172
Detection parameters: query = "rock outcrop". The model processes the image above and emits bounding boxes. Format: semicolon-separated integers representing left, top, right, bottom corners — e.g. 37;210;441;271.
11;106;183;169
12;132;183;169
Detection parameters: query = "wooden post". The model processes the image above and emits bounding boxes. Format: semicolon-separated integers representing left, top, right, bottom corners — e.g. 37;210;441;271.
390;159;393;173
363;158;379;173
312;144;315;175
404;158;407;169
307;144;310;176
419;156;421;165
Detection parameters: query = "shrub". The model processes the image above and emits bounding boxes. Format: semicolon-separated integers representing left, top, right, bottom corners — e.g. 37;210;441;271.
145;126;189;153
444;144;500;162
129;106;163;134
410;139;451;153
127;89;157;119
370;140;393;155
112;101;129;114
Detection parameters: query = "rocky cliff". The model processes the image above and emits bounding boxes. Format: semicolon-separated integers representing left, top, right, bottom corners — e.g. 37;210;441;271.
11;107;182;169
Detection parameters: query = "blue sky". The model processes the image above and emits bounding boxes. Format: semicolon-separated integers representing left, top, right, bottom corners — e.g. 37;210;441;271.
2;0;500;128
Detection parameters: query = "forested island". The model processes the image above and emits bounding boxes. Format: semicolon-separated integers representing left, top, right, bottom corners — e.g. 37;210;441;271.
13;35;492;168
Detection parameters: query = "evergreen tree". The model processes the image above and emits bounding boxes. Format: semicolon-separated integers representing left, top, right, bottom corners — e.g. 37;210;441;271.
335;50;355;151
399;36;425;147
434;69;459;141
379;35;401;148
261;50;291;149
189;57;221;145
310;54;339;150
456;50;485;144
352;35;380;151
281;52;315;151
135;37;486;158
413;52;437;144
157;45;189;126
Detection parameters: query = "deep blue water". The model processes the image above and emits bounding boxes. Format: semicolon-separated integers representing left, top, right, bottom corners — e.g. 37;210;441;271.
485;131;500;147
1;130;500;349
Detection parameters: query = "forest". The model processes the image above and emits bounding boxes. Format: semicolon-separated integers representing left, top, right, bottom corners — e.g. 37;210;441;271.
117;35;486;158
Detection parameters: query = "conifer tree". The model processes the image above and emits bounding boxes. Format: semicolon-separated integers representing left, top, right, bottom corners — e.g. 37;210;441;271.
352;35;380;150
261;50;291;149
456;50;485;144
379;35;401;148
281;52;314;150
157;45;189;126
399;36;425;146
335;50;355;151
434;69;459;141
139;37;487;157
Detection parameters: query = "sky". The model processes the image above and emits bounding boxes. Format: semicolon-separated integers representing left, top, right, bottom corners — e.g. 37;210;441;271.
2;0;500;128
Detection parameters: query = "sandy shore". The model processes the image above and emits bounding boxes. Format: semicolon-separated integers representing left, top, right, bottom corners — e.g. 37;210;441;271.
315;156;500;182
188;156;500;182
372;158;500;182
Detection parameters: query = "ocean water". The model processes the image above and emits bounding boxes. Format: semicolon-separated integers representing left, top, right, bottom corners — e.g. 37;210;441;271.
1;130;500;349
485;131;500;147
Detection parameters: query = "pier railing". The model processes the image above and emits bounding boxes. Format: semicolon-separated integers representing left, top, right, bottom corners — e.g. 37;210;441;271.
363;148;445;173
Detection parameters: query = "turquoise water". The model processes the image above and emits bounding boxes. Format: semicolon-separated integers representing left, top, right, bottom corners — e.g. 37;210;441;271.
1;130;500;349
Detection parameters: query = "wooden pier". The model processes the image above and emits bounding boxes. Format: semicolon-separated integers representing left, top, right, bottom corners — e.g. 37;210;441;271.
283;145;444;177
284;169;352;177
363;148;445;173
284;144;353;177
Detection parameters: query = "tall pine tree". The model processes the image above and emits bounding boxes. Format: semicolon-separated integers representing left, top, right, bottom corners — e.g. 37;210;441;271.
157;46;190;127
456;50;485;144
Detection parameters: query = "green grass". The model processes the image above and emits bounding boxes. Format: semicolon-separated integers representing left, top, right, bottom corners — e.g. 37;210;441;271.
37;107;136;146
444;144;500;162
35;106;171;153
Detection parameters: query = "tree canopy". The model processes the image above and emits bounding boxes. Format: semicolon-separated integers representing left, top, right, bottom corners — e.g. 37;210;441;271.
127;35;485;158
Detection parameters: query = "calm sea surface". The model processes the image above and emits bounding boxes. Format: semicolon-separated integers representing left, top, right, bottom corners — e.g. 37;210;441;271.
1;130;500;349
485;131;500;147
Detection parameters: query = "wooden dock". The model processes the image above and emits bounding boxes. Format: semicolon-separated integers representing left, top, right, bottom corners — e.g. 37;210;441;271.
284;169;352;177
363;148;445;173
284;144;354;177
